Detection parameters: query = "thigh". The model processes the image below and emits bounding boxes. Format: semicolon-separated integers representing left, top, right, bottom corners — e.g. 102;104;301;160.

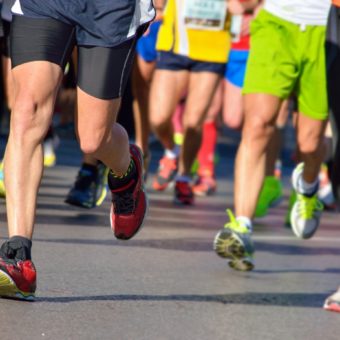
77;35;138;100
183;71;221;127
133;55;156;85
223;79;244;129
149;68;189;123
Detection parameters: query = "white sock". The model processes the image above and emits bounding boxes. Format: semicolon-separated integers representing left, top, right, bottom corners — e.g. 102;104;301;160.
165;146;180;159
236;216;252;232
297;177;319;196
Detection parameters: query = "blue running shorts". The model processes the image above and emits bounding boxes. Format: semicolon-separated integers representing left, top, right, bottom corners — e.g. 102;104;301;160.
224;50;249;88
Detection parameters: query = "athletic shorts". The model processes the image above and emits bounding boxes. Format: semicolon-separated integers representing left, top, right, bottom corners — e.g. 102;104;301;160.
12;0;155;47
11;15;146;99
243;9;328;120
156;51;226;75
1;20;11;57
224;49;249;88
136;21;161;63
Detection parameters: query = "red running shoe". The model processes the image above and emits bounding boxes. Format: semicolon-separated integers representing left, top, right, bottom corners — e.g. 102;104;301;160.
174;180;194;205
0;253;36;300
152;156;178;191
109;145;148;240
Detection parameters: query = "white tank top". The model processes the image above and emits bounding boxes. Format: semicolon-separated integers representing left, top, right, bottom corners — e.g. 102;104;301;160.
264;0;331;26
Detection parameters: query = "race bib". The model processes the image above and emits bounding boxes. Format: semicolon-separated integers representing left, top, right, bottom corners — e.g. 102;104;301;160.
183;0;227;31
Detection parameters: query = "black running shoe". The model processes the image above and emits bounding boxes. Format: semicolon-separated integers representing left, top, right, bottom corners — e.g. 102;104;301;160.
65;162;109;209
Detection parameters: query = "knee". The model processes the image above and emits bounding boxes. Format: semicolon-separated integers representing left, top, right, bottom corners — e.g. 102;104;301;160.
242;113;274;145
150;111;170;133
224;115;242;130
11;96;51;143
79;134;104;155
223;107;243;130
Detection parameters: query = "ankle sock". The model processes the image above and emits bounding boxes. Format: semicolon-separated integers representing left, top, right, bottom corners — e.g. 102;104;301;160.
1;236;32;261
297;176;319;196
236;216;252;232
108;159;137;191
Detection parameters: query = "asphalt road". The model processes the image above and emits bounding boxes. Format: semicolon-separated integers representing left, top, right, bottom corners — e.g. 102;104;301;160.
0;137;339;340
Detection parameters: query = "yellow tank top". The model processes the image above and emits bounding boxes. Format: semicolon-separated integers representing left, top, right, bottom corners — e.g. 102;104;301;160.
156;0;231;63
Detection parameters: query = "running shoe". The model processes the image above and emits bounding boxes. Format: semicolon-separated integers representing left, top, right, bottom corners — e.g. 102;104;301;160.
213;209;254;271
174;180;194;205
0;161;5;198
109;144;147;240
152;156;178;191
324;287;340;313
255;176;283;217
65;162;109;209
290;163;323;239
0;241;36;301
192;172;217;196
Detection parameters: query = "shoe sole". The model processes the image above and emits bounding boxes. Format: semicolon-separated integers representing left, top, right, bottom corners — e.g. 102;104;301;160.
0;270;35;301
214;229;254;272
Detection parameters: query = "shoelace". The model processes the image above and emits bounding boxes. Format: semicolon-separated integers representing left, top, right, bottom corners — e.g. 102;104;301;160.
112;191;135;214
297;194;323;219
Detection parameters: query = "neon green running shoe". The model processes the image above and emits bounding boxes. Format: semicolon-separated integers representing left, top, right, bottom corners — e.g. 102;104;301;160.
0;161;5;198
255;176;283;218
290;163;323;239
213;209;254;271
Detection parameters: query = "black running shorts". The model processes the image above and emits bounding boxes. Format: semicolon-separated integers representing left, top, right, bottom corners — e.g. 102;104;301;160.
11;15;143;99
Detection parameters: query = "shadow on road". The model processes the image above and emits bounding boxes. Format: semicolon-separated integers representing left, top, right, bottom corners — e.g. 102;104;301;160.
29;237;340;256
36;292;325;308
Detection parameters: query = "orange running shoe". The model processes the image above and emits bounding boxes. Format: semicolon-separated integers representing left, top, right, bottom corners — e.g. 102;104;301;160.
152;156;178;191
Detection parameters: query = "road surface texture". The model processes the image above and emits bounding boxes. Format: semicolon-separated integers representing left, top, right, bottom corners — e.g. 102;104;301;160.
0;134;339;340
